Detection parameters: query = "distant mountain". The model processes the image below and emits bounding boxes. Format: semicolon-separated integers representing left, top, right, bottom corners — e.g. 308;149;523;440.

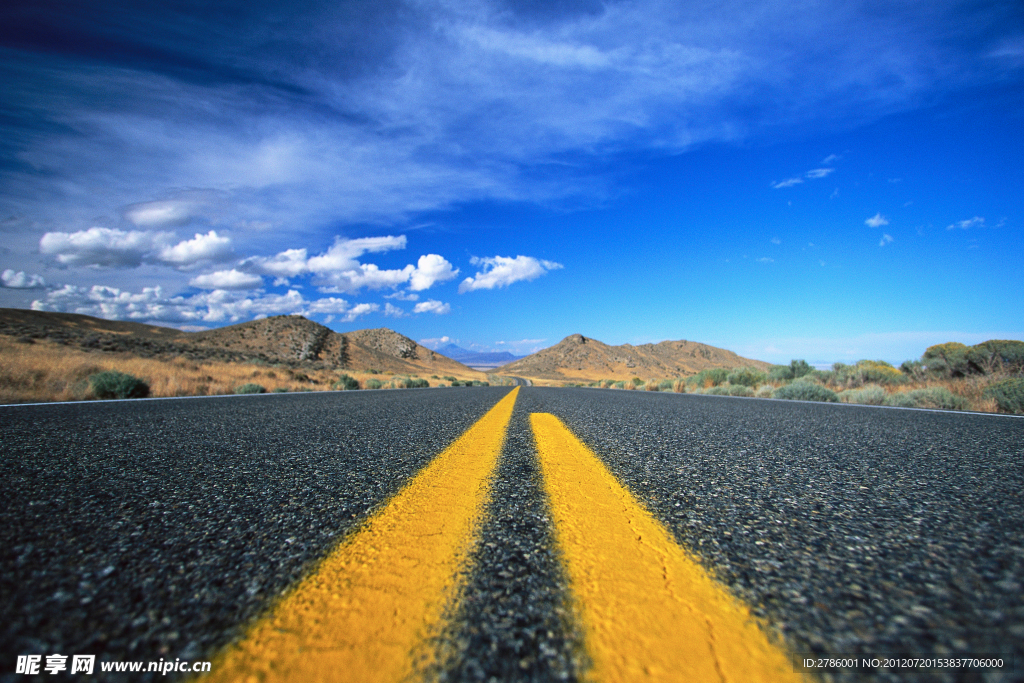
435;342;523;369
0;309;483;377
496;333;770;381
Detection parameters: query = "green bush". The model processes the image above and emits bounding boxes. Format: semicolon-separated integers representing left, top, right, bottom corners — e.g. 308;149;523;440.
612;380;626;389
837;384;887;405
773;382;838;402
402;378;430;388
687;368;729;388
365;379;383;390
272;387;289;393
727;367;768;387
89;371;150;399
883;387;968;411
968;340;1024;375
333;374;360;390
922;342;971;377
755;384;775;398
832;360;905;387
235;383;266;394
768;365;793;381
983;378;1024;414
658;379;675;391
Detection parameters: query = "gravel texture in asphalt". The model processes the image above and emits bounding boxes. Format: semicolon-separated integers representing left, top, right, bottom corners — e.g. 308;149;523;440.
536;388;1024;683
3;387;1022;682
0;388;509;681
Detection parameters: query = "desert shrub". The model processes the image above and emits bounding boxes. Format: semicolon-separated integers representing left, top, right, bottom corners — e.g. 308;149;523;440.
755;384;775;398
672;379;687;393
89;371;150;399
838;384;887;405
727;384;754;396
899;360;929;381
832;360;905;388
631;377;643;386
365;379;383;390
983;378;1024;414
768;365;793;381
968;340;1024;375
272;387;289;393
368;369;380;374
333;374;360;391
727;367;768;387
703;385;730;395
688;368;728;388
922;342;971;377
235;383;266;394
612;381;626;389
806;369;835;383
399;378;430;388
658;379;675;391
773;382;838;402
643;380;660;391
883;387;968;410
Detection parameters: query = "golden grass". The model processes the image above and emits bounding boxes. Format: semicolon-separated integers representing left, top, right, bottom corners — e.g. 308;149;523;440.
0;337;494;404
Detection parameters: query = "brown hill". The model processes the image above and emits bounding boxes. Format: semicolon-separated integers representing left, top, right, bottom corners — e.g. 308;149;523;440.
497;333;770;381
0;308;481;377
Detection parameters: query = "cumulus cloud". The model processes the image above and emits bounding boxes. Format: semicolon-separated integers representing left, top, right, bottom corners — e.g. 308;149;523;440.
409;254;459;291
189;269;263;289
39;227;173;267
879;233;894;246
38;227;233;269
458;256;563;293
158;231;233;266
947;216;985;230
242;248;309;279
865;213;889;228
413;299;451;315
1;269;46;289
30;282;379;324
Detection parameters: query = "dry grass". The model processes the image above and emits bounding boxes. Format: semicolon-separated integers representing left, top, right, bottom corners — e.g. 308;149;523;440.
0;337;490;404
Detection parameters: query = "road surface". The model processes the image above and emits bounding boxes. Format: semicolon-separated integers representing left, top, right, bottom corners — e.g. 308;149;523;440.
2;387;1021;681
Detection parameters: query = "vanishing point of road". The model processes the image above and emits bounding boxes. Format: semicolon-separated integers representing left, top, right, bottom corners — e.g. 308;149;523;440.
2;387;1022;682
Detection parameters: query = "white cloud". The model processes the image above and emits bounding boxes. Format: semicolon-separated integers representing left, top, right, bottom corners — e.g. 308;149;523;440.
408;254;459;291
383;302;407;317
315;263;416;294
413;299;451;315
123;200;194;228
158;231;233;267
306;236;407;273
756;257;774;263
39;227;174;267
385;291;419;301
1;269;46;289
805;168;834;179
770;237;781;244
879;233;894;246
865;213;889;228
947;216;984;230
29;282;379;324
458;255;563;293
243;248;309;278
190;269;263;290
771;177;803;189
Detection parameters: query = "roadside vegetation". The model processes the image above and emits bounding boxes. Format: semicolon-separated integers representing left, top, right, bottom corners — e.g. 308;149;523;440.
577;340;1024;414
0;336;506;404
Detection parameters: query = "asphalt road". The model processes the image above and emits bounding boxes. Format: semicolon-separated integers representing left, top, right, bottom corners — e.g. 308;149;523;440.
2;387;1022;682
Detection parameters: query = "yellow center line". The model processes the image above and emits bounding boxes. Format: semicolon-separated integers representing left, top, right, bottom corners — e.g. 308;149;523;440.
530;412;806;683
200;387;520;683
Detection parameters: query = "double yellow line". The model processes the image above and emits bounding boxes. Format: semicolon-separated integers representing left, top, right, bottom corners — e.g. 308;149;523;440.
202;388;804;682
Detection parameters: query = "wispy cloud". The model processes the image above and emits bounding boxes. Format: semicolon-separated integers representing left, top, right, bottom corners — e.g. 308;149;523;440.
947;216;985;230
865;213;889;228
459;256;563;293
879;233;894;246
771;166;834;189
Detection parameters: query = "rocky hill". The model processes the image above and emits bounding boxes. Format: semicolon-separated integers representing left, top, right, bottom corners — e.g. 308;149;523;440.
0;308;478;376
497;333;770;381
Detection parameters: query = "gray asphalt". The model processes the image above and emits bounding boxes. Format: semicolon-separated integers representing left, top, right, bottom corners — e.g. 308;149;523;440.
2;387;1022;682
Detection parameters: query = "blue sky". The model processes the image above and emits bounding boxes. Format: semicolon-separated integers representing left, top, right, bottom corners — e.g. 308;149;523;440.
1;0;1021;366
